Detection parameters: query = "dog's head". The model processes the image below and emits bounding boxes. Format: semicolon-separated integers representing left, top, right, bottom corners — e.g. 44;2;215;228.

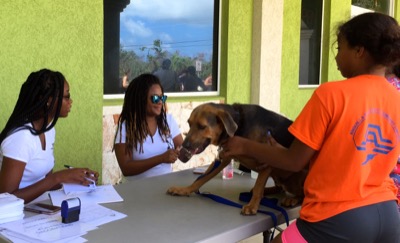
179;103;238;162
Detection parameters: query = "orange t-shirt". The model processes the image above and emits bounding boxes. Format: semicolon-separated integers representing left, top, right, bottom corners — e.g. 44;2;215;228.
289;75;400;222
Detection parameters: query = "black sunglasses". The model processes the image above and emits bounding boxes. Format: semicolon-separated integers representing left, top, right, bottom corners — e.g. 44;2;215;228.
151;95;167;104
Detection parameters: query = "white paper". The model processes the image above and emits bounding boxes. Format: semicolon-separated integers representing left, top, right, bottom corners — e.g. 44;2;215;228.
0;213;96;242
1;228;87;243
0;193;24;210
29;192;52;204
49;185;123;207
0;213;24;224
0;193;25;224
79;204;127;227
62;183;96;195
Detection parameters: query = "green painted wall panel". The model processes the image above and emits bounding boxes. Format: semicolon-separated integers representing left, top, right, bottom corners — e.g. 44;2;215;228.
280;1;312;120
326;0;352;82
280;0;352;120
226;0;253;104
0;1;103;179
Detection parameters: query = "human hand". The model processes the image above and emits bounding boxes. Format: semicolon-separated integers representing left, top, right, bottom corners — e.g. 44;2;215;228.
163;149;180;163
54;168;99;186
219;136;247;160
255;132;284;171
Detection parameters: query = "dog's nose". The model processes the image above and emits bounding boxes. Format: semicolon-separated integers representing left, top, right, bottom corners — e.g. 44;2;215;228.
178;147;192;163
182;139;191;148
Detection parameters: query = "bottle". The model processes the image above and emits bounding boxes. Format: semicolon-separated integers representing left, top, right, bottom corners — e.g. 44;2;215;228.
222;159;234;180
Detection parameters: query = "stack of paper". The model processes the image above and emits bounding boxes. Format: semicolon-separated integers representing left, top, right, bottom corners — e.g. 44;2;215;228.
0;193;24;224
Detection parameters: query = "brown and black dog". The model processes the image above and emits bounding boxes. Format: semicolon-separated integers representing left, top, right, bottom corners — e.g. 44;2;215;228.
167;103;307;215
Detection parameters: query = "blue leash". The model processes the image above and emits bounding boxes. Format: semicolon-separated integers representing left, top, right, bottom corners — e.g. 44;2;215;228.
194;159;289;240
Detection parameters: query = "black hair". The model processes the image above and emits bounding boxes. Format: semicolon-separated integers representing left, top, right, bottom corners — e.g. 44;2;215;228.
337;12;400;67
187;66;197;76
114;73;170;154
393;65;400;78
162;59;171;70
0;69;66;144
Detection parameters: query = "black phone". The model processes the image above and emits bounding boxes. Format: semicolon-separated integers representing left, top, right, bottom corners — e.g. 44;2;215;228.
24;203;61;215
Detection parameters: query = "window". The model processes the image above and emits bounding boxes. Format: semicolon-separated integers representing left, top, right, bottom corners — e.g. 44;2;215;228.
351;0;393;16
299;0;323;86
104;0;220;97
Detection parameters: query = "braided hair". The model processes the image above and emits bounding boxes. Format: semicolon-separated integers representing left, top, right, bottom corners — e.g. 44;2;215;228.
0;69;65;144
114;73;170;154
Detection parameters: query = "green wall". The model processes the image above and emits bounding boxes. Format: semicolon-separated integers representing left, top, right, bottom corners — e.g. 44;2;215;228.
0;1;103;178
280;0;351;120
225;0;253;104
2;1;400;183
280;0;400;119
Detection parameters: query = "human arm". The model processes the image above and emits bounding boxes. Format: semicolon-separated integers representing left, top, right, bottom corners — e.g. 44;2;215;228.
0;157;99;204
220;135;315;172
114;135;181;177
173;133;183;150
122;75;129;88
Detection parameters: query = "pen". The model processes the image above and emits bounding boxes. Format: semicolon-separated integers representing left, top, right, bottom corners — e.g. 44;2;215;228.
64;164;96;186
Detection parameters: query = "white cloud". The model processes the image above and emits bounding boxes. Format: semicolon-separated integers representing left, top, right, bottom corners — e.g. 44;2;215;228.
159;33;173;43
123;19;153;38
121;0;214;25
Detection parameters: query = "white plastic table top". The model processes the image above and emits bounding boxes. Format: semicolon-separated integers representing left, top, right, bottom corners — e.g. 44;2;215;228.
84;169;300;243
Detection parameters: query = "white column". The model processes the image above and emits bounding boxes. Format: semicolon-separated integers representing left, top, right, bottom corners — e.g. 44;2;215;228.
251;0;284;113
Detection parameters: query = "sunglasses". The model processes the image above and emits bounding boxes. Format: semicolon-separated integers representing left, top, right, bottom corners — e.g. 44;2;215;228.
150;95;167;104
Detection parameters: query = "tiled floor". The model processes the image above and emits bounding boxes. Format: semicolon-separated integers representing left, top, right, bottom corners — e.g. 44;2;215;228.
238;221;294;243
239;233;264;243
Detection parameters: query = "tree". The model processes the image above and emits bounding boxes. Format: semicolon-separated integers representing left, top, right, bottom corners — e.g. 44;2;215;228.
120;39;215;91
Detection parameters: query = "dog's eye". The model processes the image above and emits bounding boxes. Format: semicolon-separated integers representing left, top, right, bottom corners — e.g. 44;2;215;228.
198;125;206;130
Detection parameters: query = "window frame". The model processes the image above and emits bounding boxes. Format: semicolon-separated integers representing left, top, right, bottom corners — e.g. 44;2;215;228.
103;0;221;99
351;0;394;16
298;0;325;88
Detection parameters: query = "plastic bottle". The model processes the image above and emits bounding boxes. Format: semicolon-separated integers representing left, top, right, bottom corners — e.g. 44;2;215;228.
222;159;234;179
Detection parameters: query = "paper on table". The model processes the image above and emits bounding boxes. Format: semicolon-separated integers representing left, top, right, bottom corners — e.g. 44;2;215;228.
79;204;127;227
62;183;96;195
49;185;123;207
0;204;126;243
0;193;24;224
1;228;87;243
0;213;96;242
0;193;24;210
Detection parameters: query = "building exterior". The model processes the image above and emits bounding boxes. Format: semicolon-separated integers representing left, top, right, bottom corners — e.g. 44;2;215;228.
1;1;399;183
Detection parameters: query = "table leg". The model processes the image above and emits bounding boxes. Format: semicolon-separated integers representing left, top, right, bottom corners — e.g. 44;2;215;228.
263;229;273;243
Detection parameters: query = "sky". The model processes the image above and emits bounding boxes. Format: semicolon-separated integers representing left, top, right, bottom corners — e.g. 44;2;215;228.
120;0;215;61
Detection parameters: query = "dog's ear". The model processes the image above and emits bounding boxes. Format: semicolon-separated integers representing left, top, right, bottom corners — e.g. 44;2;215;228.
217;110;238;137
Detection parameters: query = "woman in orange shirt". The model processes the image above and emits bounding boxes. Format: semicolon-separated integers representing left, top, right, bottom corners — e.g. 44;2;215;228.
221;13;400;243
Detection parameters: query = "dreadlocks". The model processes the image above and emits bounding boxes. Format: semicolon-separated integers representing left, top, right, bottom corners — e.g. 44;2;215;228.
114;73;170;154
0;69;65;144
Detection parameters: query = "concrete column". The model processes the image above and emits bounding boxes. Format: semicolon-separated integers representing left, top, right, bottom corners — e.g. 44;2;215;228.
251;0;284;113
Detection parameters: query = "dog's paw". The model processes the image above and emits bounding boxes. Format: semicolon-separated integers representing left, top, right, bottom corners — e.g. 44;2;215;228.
166;186;192;196
280;197;302;207
241;204;258;215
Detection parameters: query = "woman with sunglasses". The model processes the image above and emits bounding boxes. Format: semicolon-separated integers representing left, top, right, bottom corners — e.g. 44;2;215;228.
113;73;183;180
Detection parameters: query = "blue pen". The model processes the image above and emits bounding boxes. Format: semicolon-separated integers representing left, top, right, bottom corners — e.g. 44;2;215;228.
64;165;73;169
